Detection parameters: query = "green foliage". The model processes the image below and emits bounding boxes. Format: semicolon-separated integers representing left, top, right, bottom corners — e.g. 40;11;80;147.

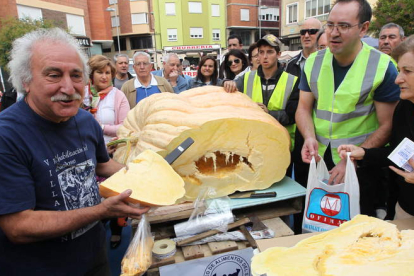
370;0;414;37
0;17;56;69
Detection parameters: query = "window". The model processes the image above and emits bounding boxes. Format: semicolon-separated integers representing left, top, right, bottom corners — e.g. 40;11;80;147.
131;13;148;24
260;7;279;21
111;16;119;27
165;3;176;15
66;14;86;36
130;36;153;49
189;2;202;13
306;0;330;18
287;3;298;24
240;9;250;21
190;28;203;38
212;29;220;41
109;0;117;4
167;29;177;41
211;4;220;16
17;5;42;20
114;37;127;51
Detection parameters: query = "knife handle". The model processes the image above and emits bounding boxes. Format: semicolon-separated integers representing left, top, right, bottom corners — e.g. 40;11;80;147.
250;192;277;198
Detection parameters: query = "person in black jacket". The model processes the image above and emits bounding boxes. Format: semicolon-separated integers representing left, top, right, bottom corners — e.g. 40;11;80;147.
338;35;414;219
0;87;17;112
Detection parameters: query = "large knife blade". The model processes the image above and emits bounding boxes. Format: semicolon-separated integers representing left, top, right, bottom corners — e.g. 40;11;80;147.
229;191;277;199
164;137;194;165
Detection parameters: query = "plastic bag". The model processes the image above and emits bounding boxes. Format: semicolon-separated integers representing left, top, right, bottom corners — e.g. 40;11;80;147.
120;214;153;276
302;153;360;233
174;187;234;237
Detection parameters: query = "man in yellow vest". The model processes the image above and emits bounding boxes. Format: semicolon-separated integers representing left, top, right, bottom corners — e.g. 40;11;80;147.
296;0;400;216
223;34;299;150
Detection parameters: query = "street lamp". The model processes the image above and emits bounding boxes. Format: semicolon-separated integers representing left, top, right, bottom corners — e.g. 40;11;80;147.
258;1;268;39
106;6;121;54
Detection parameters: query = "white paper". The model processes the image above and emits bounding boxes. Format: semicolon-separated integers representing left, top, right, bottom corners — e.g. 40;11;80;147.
159;248;253;276
388;137;414;172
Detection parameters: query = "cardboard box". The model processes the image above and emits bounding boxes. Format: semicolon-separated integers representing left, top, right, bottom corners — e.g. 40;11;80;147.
257;217;414;252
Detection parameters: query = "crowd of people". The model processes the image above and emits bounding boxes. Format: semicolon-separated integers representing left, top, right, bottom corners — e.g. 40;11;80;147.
0;0;413;274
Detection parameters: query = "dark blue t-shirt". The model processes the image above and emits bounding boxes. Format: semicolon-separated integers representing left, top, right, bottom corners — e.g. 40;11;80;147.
299;60;400;102
0;100;110;275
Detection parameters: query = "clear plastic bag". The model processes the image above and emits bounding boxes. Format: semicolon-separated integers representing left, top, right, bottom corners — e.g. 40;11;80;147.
120;214;154;276
174;187;234;237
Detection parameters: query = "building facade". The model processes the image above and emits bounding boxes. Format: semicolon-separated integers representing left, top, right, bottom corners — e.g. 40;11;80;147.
152;0;226;66
227;0;281;49
0;0;113;56
280;0;378;50
105;0;153;58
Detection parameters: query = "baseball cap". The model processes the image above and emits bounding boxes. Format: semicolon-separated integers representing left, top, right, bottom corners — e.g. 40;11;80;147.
257;34;282;50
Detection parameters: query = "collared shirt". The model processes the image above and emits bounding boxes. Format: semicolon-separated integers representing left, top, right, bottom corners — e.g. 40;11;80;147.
134;75;161;103
296;51;307;71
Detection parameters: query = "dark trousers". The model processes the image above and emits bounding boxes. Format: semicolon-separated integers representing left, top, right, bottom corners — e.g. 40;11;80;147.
85;245;111;276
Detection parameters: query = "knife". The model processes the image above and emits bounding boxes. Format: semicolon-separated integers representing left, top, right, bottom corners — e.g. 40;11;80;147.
164;137;194;165
229;191;277;199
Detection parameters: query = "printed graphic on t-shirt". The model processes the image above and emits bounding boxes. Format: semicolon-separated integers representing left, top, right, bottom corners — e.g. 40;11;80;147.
57;159;100;239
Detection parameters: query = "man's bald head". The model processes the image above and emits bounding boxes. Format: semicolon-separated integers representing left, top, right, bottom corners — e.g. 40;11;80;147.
300;18;322;56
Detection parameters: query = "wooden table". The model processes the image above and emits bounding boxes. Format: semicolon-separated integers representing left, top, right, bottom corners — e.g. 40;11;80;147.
132;177;306;275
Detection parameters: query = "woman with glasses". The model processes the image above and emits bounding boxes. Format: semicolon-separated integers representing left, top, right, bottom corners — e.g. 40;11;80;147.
189;56;222;88
234;43;260;80
219;49;248;80
338;35;414;220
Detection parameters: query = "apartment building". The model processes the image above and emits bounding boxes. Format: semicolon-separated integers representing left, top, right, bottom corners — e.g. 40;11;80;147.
280;0;378;50
0;0;113;56
227;0;280;49
105;0;153;57
151;0;226;65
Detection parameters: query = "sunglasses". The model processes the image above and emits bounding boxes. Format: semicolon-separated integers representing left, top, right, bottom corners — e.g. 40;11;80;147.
300;29;319;35
227;58;241;67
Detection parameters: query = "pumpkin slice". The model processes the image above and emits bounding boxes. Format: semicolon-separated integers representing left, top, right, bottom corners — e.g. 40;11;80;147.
113;86;290;201
99;149;185;206
251;215;414;276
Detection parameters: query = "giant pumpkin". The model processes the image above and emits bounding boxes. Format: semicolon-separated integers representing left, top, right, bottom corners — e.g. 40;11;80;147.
113;86;290;201
251;215;414;276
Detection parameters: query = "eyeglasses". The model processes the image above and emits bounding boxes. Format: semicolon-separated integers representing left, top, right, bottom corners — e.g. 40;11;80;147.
324;23;361;33
134;62;150;67
226;59;241;67
300;29;319;36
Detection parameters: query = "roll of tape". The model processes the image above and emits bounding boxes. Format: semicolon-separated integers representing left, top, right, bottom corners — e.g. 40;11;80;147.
152;239;176;260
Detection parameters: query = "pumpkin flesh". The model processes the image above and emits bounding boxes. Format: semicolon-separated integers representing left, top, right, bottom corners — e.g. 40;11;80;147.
99;149;185;206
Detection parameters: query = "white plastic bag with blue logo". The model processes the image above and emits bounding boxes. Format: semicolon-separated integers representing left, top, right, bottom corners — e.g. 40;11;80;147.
302;153;360;233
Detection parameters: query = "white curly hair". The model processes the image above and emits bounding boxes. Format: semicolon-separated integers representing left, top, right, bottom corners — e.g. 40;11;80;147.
7;28;89;95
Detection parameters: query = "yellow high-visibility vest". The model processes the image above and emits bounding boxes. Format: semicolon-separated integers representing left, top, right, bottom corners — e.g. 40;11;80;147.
244;70;297;151
304;42;391;164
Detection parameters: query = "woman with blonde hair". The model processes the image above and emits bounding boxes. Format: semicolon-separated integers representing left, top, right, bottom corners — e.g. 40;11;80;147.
84;55;130;145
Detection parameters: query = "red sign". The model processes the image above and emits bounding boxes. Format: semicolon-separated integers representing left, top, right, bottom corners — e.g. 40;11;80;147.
183;71;197;77
320;194;342;216
308;213;347;226
164;45;221;51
